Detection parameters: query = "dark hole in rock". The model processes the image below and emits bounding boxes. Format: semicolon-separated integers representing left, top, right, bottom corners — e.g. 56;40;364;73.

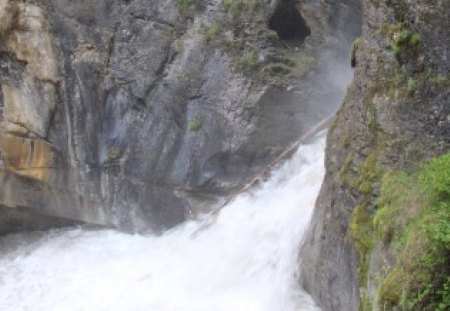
269;0;311;42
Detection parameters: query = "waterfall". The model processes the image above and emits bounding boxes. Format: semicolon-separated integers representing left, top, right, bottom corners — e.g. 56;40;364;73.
0;133;326;311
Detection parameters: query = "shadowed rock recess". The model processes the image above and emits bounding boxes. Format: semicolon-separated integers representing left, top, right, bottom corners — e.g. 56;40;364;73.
300;0;450;310
269;0;311;42
0;0;361;233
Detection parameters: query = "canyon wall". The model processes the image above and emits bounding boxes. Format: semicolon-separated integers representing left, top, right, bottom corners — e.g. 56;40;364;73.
0;0;360;233
300;0;450;310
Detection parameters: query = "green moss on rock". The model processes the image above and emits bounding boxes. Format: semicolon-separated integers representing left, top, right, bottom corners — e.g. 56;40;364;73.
189;116;203;132
205;23;222;42
349;203;375;285
374;154;450;310
176;0;195;12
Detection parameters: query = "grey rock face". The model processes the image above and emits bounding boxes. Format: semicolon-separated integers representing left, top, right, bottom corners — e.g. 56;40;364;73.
0;0;360;233
300;0;450;310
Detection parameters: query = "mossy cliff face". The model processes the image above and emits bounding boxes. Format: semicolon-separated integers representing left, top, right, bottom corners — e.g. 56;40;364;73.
300;0;450;310
0;0;359;233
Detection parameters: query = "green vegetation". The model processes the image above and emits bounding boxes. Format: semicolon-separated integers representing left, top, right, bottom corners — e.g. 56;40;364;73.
349;153;450;309
222;0;264;13
340;153;354;186
189;116;203;131
176;0;193;12
410;32;420;46
219;0;318;84
381;23;420;57
351;37;361;67
254;51;315;83
235;51;260;73
348;154;383;285
235;49;313;79
381;22;404;37
436;74;448;83
432;74;450;89
375;154;450;310
351;154;383;195
107;147;120;160
349;203;375;285
407;77;417;93
205;23;221;42
391;29;420;55
360;292;373;311
369;63;421;100
222;0;235;11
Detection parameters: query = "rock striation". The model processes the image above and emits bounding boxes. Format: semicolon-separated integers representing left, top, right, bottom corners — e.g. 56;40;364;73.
0;0;360;233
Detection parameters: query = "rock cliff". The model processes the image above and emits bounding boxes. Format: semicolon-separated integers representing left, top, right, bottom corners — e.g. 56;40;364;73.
0;0;360;233
300;0;450;310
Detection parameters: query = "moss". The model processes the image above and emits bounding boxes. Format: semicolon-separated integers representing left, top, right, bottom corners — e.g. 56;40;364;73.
219;0;321;85
235;50;260;73
266;29;279;44
409;33;420;46
381;23;420;61
257;51;315;83
348;152;384;288
367;62;416;102
378;268;411;308
391;43;402;56
432;73;450;89
205;23;221;42
222;0;234;11
260;63;292;75
176;0;194;12
329;119;338;133
351;37;361;67
374;172;422;243
380;22;404;38
281;51;315;76
222;0;264;13
340;153;354;186
407;77;417;93
435;74;449;84
359;182;373;195
380;22;421;69
349;203;375;285
351;153;383;195
360;292;373;311
374;154;450;310
107;147;120;160
174;38;184;52
189;116;203;131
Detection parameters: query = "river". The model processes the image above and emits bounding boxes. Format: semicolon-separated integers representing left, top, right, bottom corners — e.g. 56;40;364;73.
0;134;326;311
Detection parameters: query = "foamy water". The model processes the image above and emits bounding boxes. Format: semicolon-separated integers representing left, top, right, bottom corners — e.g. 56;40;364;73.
0;135;325;311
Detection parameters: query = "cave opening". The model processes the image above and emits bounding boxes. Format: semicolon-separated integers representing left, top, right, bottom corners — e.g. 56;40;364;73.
269;0;311;43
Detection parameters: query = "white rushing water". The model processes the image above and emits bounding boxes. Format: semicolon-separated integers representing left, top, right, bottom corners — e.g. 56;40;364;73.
0;134;326;311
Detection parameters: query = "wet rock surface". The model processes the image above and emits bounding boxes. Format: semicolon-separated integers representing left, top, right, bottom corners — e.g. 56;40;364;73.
1;0;359;233
300;0;450;310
